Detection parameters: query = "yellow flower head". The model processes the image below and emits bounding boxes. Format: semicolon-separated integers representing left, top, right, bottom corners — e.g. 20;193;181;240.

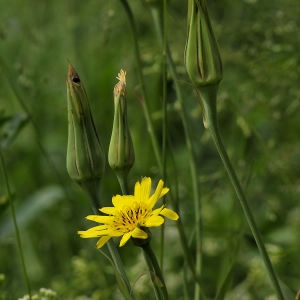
78;177;179;248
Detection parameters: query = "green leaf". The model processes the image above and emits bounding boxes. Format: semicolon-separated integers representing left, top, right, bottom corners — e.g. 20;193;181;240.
0;185;64;239
0;112;28;150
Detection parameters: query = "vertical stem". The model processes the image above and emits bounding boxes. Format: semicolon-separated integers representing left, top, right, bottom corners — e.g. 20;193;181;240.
169;51;202;300
199;86;284;300
106;239;134;299
161;0;167;177
89;192;134;300
0;150;32;299
142;249;162;300
160;0;168;272
142;243;169;300
120;2;206;297
119;0;163;173
116;172;130;195
149;5;203;298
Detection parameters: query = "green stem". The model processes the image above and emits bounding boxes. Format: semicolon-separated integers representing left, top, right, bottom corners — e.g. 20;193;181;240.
89;192;134;300
121;1;206;297
106;239;134;300
157;0;168;273
116;172;130;195
199;86;284;300
142;242;169;300
162;0;167;179
119;0;163;173
142;249;161;300
167;34;203;300
0;150;32;299
149;5;203;298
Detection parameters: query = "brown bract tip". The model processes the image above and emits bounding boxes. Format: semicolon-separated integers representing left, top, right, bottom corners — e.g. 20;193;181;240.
67;63;81;84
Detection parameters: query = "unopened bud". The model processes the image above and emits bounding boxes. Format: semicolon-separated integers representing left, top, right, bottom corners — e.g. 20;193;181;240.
108;70;135;177
185;0;222;88
185;0;223;128
66;63;105;199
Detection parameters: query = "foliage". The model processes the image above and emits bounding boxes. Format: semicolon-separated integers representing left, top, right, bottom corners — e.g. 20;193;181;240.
1;0;300;299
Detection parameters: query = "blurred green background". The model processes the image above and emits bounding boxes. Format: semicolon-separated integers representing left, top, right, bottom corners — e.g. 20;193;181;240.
1;0;300;299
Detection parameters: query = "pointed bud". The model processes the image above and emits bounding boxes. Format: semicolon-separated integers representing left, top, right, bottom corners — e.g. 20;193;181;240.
185;0;222;88
108;70;135;178
66;63;105;200
185;0;223;128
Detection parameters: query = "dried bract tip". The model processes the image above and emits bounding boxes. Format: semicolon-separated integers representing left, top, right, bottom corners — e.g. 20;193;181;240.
114;69;127;97
68;63;80;84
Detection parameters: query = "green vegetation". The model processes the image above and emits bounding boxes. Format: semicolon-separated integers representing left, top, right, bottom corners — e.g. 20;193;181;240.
1;0;300;299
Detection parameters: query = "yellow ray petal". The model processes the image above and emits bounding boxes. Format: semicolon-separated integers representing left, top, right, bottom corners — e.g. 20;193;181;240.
112;195;134;208
152;205;164;215
131;227;148;239
96;236;111;248
100;207;116;215
119;232;132;247
77;230;100;238
148;180;169;208
139;177;152;202
86;215;112;223
134;180;141;200
80;225;109;233
144;215;164;227
160;208;179;220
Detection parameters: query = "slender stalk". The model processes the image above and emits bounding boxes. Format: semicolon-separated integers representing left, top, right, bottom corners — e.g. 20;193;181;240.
106;240;134;300
159;0;168;272
116;172;130;195
142;242;169;300
199;86;284;300
0;150;32;299
120;0;168;275
160;0;168;178
88;191;134;300
120;1;207;297
166;31;203;300
149;5;203;299
119;0;163;173
142;248;162;300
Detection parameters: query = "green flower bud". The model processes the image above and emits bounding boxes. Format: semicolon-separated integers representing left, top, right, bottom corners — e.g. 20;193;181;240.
108;70;135;178
66;63;105;200
185;0;222;88
185;0;223;128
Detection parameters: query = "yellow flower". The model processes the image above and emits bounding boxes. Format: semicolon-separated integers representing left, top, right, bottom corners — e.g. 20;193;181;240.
78;177;179;248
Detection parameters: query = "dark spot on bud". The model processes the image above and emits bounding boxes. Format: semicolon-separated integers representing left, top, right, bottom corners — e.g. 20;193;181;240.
72;75;80;83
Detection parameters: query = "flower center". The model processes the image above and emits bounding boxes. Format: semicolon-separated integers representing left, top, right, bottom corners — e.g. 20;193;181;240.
113;203;149;232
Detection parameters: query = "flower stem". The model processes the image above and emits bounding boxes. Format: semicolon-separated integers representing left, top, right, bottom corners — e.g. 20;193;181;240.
0;150;32;299
199;86;284;300
116;172;130;195
89;192;134;300
120;1;205;297
106;240;134;299
149;5;203;298
142;242;169;300
119;0;163;173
